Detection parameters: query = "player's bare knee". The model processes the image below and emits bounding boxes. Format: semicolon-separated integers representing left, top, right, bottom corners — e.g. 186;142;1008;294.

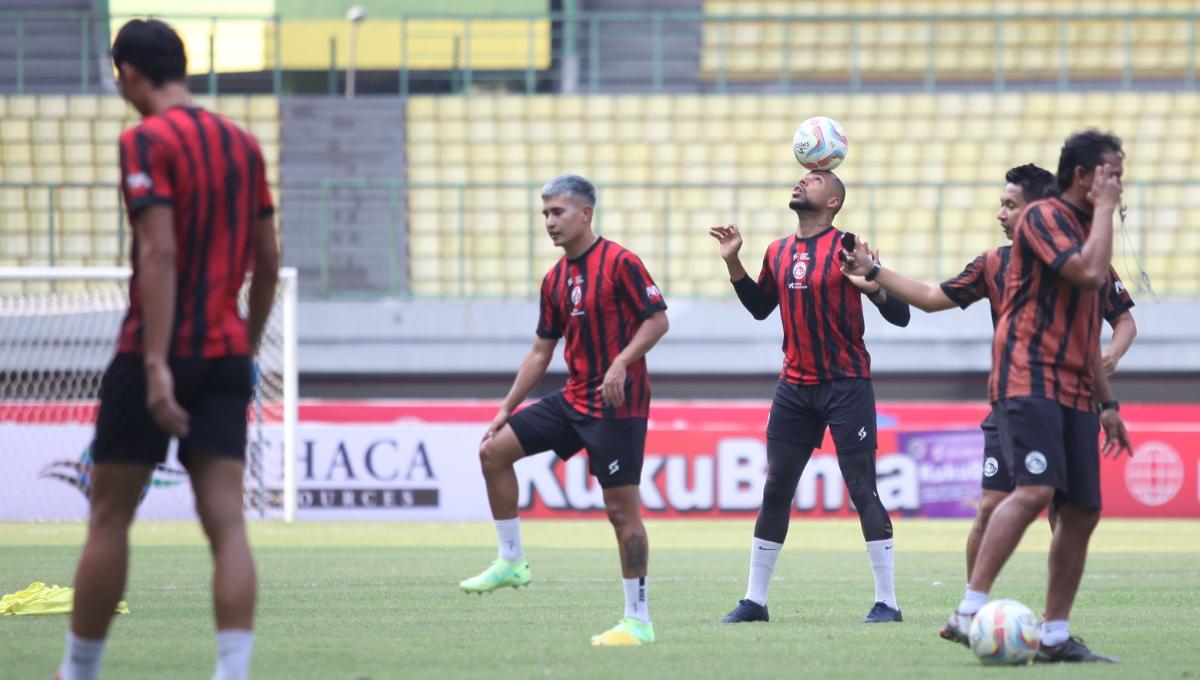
1013;485;1055;512
478;439;512;475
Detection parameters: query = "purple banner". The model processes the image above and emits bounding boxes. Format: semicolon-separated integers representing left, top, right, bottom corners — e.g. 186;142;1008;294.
899;430;984;518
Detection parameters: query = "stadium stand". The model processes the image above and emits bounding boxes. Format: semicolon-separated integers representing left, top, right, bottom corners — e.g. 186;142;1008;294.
0;95;279;268
701;0;1200;84
404;91;1200;298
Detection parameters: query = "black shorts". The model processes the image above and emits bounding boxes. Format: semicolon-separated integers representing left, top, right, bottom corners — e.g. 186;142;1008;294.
507;391;646;488
92;353;253;467
765;378;877;452
980;409;1014;493
993;397;1101;510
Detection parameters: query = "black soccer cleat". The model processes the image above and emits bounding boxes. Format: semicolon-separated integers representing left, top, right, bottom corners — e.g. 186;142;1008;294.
1035;636;1118;664
862;601;903;623
719;599;769;623
939;611;971;647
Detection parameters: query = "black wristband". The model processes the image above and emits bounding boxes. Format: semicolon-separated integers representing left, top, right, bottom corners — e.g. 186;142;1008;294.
865;262;881;281
1100;400;1120;412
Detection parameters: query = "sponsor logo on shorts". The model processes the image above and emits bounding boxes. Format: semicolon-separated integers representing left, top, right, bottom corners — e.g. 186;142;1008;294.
983;457;999;478
1024;451;1047;475
857;426;867;441
608;460;620;475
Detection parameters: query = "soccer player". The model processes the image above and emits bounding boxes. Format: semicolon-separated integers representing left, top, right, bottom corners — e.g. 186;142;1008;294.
938;130;1133;663
459;174;669;647
708;170;912;625
839;164;1136;585
57;20;279;680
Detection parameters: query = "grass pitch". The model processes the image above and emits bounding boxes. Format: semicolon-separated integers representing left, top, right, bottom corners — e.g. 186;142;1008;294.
1;519;1197;679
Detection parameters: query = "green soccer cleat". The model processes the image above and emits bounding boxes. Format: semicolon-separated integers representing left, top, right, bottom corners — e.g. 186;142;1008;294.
590;617;655;646
458;558;531;594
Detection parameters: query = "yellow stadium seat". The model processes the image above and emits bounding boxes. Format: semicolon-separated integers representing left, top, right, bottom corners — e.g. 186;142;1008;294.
98;97;129;120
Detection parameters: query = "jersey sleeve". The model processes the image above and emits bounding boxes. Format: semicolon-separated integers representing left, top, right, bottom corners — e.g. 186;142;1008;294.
1019;204;1083;271
755;252;780;301
939;252;989;309
535;272;564;339
119;127;174;217
1102;267;1135;322
617;253;668;319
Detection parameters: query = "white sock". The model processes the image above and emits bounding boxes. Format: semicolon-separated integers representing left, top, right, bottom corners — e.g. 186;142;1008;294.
957;587;989;616
495;518;523;562
212;629;255;680
1040;620;1070;646
745;537;782;606
59;631;106;680
865;538;898;609
623;577;649;623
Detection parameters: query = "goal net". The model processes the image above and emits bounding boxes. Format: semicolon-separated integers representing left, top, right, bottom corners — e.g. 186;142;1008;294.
0;267;298;522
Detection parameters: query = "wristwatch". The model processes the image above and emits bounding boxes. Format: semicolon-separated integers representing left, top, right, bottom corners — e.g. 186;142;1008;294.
865;262;882;281
1099;400;1119;413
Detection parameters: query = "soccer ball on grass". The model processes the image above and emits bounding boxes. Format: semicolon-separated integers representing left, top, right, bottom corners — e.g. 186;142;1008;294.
969;599;1041;666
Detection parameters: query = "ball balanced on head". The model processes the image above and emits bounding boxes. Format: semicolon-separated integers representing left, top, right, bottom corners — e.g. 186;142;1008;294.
793;116;848;171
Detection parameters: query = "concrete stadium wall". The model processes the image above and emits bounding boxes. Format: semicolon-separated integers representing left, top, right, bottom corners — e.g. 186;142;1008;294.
298;298;1199;376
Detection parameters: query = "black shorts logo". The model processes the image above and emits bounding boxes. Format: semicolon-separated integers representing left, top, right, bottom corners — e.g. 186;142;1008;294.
983;457;999;478
1024;451;1048;475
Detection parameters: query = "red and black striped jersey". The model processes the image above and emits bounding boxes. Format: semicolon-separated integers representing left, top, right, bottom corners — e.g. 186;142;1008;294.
116;106;274;359
748;227;872;384
940;246;1011;327
536;237;667;419
990;197;1119;410
941;244;1132;328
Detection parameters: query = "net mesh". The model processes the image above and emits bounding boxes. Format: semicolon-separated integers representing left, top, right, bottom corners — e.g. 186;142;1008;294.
0;274;289;516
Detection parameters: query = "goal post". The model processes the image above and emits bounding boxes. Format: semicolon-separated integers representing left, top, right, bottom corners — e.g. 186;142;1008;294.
0;266;299;522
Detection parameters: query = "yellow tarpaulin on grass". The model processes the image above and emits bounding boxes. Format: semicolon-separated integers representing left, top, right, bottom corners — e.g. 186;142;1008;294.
0;582;129;616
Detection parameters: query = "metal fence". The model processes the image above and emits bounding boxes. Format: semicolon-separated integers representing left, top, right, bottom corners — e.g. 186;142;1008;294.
0;9;1197;95
308;178;1189;301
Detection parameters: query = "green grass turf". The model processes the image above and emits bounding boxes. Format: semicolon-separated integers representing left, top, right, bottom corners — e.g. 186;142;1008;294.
1;519;1197;679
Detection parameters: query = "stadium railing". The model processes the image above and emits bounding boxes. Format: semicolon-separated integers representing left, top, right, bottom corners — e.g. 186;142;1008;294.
1;9;1198;95
305;178;1192;300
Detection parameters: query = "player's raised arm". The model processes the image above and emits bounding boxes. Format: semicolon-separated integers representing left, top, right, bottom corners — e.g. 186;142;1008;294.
709;224;778;320
839;241;910;327
841;239;957;313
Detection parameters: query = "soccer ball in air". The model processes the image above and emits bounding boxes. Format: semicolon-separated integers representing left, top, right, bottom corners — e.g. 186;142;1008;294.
792;116;848;171
969;599;1041;665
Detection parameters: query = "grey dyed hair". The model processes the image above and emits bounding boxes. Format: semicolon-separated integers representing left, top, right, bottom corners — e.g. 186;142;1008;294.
540;174;596;207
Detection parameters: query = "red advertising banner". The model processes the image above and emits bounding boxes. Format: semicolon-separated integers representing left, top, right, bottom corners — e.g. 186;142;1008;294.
296;400;1200;520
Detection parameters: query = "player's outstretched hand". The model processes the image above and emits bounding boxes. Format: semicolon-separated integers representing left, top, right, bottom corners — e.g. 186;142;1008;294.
481;409;511;444
708;224;743;262
1100;409;1132;459
145;361;190;438
1087;163;1122;210
602;360;628;408
840;236;876;277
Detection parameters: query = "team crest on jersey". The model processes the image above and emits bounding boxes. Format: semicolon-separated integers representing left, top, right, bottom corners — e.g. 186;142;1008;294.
570;285;584;316
788;253;810;290
1114;280;1126;294
645;284;662;302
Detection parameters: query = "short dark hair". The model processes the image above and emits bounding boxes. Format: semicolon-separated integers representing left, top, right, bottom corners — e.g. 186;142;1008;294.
111;19;187;87
819;170;846;215
1056;129;1124;192
1005;164;1057;202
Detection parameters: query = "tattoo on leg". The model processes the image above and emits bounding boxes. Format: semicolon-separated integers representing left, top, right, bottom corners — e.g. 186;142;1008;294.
623;533;647;574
